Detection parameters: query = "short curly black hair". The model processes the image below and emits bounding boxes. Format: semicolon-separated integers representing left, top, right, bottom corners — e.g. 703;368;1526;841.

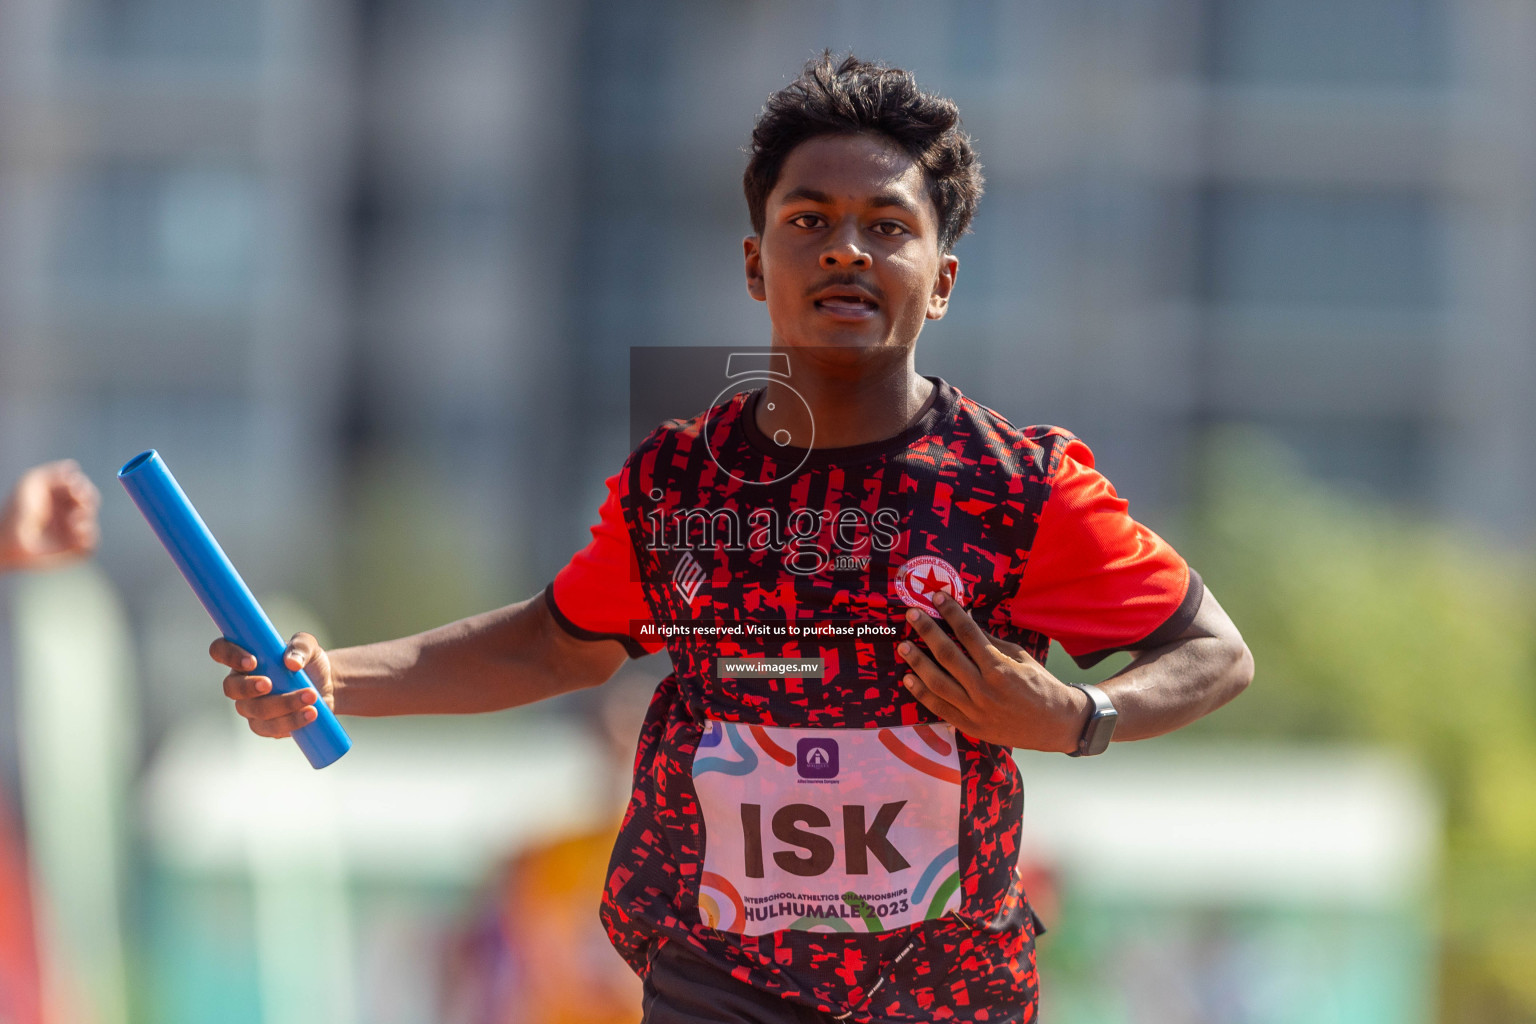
743;52;984;254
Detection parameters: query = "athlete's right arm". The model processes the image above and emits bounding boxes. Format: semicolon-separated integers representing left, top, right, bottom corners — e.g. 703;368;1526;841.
208;592;630;738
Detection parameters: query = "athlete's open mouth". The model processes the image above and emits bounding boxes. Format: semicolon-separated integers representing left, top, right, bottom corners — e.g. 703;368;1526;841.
813;292;880;314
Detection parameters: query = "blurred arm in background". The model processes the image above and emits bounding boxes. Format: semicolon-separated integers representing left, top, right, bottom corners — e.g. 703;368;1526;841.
0;460;101;573
210;595;630;738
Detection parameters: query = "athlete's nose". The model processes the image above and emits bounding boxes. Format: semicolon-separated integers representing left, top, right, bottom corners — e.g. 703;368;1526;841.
820;225;871;269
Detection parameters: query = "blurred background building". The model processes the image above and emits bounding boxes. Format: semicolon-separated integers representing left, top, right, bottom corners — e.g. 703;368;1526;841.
1;1;1534;1022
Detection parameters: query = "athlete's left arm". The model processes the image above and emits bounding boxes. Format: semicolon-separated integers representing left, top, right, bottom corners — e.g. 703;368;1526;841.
896;586;1252;753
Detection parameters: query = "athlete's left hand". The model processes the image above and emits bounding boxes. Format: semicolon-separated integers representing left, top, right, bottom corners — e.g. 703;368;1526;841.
895;591;1090;753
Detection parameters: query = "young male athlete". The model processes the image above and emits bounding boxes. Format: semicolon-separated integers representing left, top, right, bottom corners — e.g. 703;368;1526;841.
211;54;1253;1023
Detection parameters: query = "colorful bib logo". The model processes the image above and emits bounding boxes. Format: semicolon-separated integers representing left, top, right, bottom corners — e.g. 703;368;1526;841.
893;556;965;613
796;738;839;780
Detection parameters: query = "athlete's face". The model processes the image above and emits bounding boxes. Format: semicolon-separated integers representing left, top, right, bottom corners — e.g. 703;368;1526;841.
744;133;958;360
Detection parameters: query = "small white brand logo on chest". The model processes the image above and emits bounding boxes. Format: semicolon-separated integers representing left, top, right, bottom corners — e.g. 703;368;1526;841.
672;551;707;604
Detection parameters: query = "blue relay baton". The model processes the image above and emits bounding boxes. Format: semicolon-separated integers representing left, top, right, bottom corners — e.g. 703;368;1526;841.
118;449;352;769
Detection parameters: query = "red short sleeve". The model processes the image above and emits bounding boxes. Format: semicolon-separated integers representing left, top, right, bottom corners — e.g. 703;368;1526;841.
546;470;663;658
1007;438;1202;667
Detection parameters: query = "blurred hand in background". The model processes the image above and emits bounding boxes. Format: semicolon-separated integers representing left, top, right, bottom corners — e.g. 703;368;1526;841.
0;460;101;573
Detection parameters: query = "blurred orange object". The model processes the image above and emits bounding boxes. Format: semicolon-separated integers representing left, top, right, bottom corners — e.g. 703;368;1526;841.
500;828;642;1024
443;824;641;1024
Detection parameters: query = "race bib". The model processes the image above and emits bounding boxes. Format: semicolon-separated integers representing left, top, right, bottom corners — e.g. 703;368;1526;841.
692;719;963;936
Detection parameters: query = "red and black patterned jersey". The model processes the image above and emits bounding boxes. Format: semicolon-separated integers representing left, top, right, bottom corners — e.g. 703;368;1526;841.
546;377;1201;1023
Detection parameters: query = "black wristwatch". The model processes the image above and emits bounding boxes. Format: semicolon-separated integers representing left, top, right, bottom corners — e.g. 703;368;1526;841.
1067;683;1117;757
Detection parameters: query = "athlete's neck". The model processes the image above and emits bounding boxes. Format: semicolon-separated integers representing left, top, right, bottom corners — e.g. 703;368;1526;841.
755;355;934;450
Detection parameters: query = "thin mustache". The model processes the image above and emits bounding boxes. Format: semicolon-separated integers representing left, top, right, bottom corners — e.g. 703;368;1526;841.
806;274;883;302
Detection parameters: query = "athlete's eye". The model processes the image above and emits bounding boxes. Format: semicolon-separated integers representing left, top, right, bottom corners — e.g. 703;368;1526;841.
871;221;909;237
788;213;825;229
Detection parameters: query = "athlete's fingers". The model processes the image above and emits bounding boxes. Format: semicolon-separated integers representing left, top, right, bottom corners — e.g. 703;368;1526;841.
210;637;257;672
904;607;982;693
930;592;1005;671
282;632;335;707
248;702;320;739
283;632;320;670
984;631;1028;661
901;670;974;734
223;672;271;701
284;633;327;682
897;640;977;713
235;687;315;723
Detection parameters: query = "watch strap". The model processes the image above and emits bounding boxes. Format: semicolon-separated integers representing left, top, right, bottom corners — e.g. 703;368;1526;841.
1067;682;1117;757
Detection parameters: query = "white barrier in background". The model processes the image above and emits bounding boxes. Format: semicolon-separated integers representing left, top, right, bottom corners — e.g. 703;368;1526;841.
237;595;358;1024
14;566;133;1024
143;714;611;884
1015;742;1438;906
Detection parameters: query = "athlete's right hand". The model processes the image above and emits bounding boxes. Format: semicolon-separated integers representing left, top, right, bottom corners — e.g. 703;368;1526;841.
210;632;335;738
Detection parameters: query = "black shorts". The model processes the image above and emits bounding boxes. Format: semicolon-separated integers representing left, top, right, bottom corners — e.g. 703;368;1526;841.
641;941;840;1024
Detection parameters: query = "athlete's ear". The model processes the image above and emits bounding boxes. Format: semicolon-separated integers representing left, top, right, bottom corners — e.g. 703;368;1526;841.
744;235;767;302
926;253;959;321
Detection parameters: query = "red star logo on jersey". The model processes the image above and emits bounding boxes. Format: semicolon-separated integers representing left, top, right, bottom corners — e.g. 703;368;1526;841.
908;566;953;599
893;556;965;613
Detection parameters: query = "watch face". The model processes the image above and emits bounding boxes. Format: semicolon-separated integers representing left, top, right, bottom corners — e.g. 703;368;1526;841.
1081;709;1117;756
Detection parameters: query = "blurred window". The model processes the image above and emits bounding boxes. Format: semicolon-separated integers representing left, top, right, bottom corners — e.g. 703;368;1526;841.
1255;417;1429;503
1199;187;1443;501
60;0;262;67
427;188;514;253
964;184;1084;325
1206;0;1448;86
1201;187;1440;310
358;0;514;29
54;164;259;303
